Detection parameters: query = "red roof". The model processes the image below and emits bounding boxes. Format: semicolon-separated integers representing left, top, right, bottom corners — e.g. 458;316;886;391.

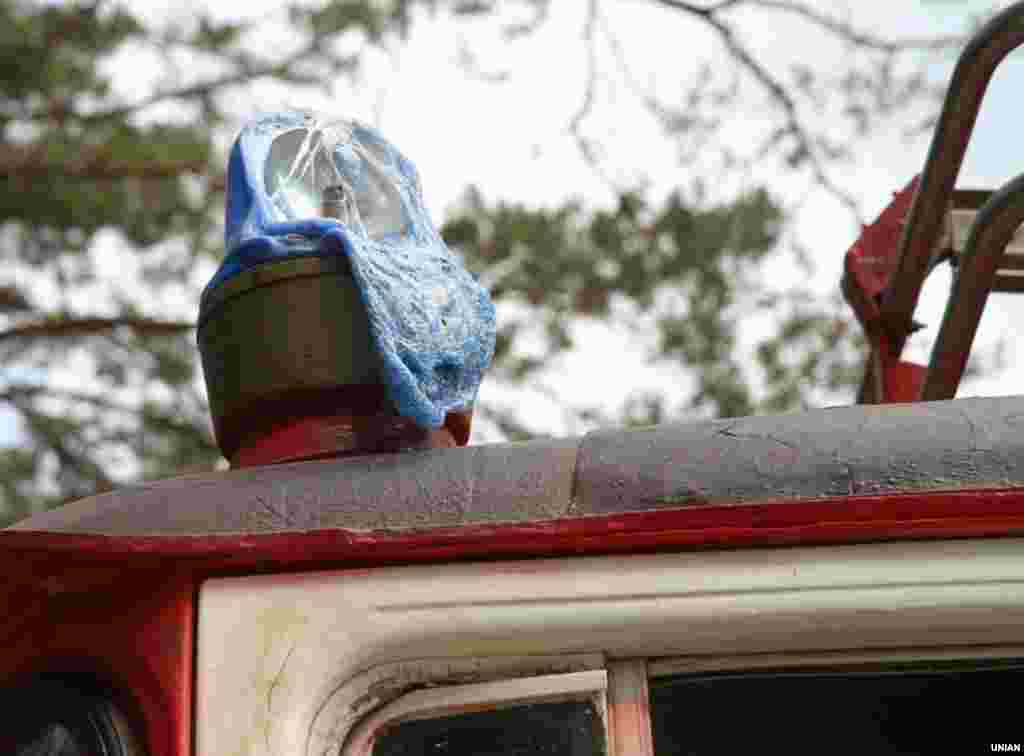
5;395;1024;575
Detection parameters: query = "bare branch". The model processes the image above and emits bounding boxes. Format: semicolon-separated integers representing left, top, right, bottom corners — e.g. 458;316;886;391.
0;317;194;345
662;0;861;216
568;0;601;166
22;15;354;125
722;0;963;52
0;286;31;313
2;384;217;450
0;144;208;181
6;396;116;491
597;10;654;109
73;61;312;124
566;0;621;190
658;0;962;52
455;34;512;82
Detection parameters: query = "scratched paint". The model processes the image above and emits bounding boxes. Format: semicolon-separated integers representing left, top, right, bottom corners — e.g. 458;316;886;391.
203;111;496;430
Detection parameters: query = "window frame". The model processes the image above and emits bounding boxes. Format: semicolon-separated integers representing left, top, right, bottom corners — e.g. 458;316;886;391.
643;651;1024;755
334;646;1024;756
195;537;1024;756
341;670;608;756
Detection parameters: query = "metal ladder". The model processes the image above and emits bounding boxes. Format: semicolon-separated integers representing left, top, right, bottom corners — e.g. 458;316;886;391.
843;1;1024;404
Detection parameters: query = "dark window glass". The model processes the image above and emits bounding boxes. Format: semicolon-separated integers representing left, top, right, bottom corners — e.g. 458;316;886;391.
2;677;137;756
651;659;1024;755
14;725;86;756
373;699;605;756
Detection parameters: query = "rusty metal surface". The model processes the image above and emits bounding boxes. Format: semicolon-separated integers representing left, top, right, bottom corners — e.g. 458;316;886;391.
574;398;1024;513
9;436;578;535
881;1;1024;352
842;179;924;404
9;396;1024;537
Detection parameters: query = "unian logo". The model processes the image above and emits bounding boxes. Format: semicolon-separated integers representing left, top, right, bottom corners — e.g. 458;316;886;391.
992;745;1021;753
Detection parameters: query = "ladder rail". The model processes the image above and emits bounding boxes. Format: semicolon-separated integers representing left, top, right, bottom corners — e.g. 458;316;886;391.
921;175;1024;401
879;1;1024;362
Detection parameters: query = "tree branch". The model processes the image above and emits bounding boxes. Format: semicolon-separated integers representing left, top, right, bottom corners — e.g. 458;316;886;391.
569;0;600;142
0;317;194;345
568;0;618;189
0;144;209;181
76;63;310;123
27;20;355;125
2;384;217;450
7;396;116;491
0;286;31;313
651;0;862;217
657;0;963;52
725;0;963;52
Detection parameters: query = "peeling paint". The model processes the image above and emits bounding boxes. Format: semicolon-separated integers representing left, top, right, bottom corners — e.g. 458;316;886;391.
247;605;309;752
11;397;1024;556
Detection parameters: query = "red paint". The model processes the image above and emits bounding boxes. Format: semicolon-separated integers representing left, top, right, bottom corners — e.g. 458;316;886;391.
5;488;1024;575
844;176;920;322
881;360;928;402
0;570;194;756
224;384;473;467
843;177;930;403
233;409;470;468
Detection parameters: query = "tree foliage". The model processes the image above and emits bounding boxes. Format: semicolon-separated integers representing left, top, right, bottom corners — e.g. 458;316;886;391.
0;0;970;524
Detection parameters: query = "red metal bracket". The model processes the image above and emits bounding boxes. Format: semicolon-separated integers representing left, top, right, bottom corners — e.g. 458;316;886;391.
844;176;920;324
842;176;927;403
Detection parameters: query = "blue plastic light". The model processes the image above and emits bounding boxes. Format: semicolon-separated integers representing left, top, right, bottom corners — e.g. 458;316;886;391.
203;111;496;430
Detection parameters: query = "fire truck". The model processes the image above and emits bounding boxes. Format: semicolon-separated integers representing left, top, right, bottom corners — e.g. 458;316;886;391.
7;4;1024;756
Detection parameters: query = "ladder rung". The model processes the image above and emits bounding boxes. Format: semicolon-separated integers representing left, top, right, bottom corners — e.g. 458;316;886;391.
995;272;1024;292
991;255;1024;271
947;205;1024;282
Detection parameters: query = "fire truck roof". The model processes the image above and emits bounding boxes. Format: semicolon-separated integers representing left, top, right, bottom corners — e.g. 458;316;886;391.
5;395;1024;575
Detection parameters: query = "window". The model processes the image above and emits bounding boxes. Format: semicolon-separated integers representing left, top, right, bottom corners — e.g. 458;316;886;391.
2;676;144;756
649;659;1024;755
374;700;603;756
342;671;607;756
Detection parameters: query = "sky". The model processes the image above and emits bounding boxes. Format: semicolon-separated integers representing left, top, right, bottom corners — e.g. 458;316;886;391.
5;0;1024;449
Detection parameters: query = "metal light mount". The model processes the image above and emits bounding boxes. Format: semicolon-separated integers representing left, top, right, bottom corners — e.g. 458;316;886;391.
198;254;391;464
198;114;491;466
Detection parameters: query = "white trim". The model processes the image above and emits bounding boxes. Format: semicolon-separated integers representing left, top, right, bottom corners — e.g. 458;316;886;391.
308;654;605;755
607;660;654;756
195;538;1024;756
341;670;607;756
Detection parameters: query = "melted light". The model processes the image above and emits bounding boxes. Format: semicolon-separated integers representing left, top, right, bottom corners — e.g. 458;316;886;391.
263;121;406;239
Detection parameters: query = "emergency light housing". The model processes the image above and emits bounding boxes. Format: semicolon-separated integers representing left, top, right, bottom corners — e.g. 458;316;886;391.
198;112;495;465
